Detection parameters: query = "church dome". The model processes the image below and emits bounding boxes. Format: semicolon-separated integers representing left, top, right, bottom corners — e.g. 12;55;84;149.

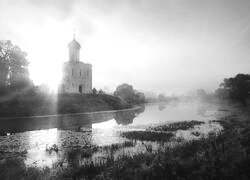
68;39;81;49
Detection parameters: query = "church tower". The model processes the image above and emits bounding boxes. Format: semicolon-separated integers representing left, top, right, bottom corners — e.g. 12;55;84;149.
60;33;92;94
68;34;81;62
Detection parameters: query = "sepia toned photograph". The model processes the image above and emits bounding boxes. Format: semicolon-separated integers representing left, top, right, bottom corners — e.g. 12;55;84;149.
0;0;250;179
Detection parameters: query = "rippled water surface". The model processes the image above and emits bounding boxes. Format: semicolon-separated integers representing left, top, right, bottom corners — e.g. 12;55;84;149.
0;101;227;167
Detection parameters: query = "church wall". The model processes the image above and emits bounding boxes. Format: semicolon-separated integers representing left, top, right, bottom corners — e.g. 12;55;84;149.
59;38;92;94
61;62;92;94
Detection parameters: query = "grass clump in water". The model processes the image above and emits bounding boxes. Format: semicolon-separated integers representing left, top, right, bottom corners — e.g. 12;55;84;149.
149;120;205;132
102;141;135;152
1;106;250;179
57;129;250;180
121;131;174;142
1;121;250;180
45;144;59;154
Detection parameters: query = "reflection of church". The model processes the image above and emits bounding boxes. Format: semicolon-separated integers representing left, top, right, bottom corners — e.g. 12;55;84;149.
59;34;92;94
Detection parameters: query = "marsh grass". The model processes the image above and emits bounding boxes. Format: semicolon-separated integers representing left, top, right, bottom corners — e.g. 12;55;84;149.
149;120;205;132
120;131;174;142
1;108;250;179
120;120;205;142
1;123;250;179
191;131;201;136
45;144;59;154
0;158;51;180
50;129;250;180
101;141;135;152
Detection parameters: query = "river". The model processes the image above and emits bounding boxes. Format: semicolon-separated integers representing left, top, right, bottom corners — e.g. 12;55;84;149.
0;101;226;168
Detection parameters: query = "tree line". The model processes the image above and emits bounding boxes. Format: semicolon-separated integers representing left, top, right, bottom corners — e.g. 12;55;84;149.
1;39;249;106
216;74;250;105
0;40;32;95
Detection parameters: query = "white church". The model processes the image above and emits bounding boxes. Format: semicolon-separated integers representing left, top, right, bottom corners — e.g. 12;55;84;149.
59;36;92;94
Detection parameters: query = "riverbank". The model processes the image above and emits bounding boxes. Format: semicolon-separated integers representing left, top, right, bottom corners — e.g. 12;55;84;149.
0;102;249;179
0;93;130;118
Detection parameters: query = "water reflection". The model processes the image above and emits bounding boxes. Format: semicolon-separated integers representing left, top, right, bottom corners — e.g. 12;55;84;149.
0;102;226;168
158;103;166;111
115;105;145;125
197;103;217;118
0;106;145;167
25;128;60;167
0;106;145;135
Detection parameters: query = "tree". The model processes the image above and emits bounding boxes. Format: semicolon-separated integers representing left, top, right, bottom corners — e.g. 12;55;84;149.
114;83;135;104
197;89;207;98
158;93;166;102
219;74;250;104
98;89;105;95
215;88;230;99
92;88;97;95
196;89;208;101
134;92;145;104
114;83;145;105
0;40;31;91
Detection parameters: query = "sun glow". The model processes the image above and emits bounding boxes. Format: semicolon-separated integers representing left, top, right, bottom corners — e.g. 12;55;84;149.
17;19;153;92
19;21;74;91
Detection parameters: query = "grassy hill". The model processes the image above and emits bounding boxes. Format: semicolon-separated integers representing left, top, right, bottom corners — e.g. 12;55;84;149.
57;93;130;114
0;92;130;118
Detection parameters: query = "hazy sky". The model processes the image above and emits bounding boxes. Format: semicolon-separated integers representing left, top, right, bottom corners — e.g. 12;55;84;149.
1;0;250;94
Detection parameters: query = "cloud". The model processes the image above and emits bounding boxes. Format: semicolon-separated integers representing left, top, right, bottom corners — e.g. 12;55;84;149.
28;0;77;20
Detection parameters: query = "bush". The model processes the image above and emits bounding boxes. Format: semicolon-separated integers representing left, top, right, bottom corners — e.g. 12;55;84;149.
114;83;145;105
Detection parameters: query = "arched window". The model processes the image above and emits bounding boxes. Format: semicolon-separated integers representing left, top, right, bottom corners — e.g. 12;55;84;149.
72;69;74;76
87;70;90;77
79;85;82;93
